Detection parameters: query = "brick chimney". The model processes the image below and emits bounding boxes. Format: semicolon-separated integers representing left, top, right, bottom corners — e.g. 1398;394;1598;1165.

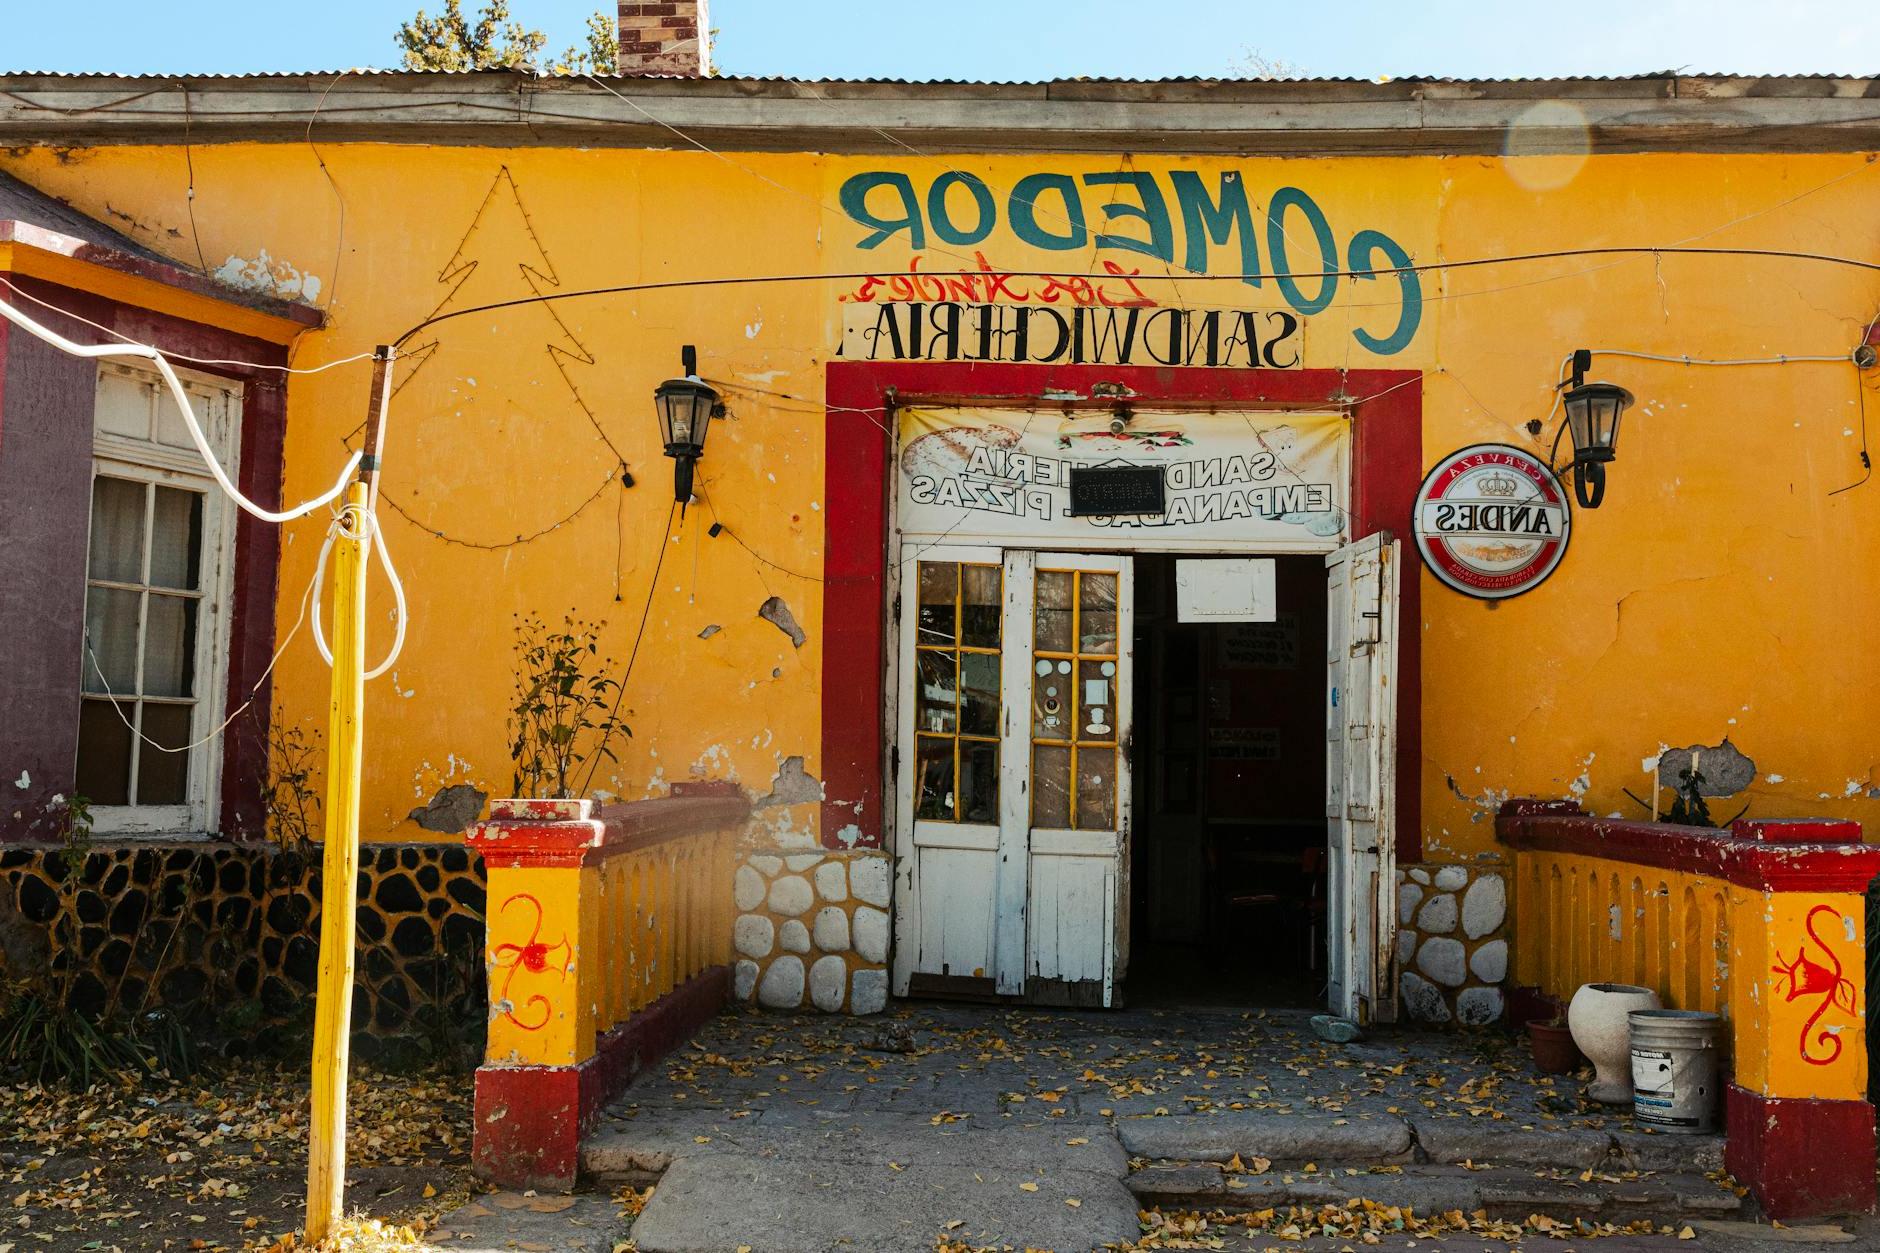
617;1;711;76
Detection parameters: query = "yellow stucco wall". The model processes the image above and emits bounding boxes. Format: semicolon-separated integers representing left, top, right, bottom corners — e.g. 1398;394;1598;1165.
7;142;1877;857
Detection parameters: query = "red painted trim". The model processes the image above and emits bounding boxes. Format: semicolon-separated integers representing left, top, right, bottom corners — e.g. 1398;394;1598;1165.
821;361;1424;860
0;274;293;840
469;794;752;868
1725;1083;1877;1219
1497;801;1880;893
471;965;728;1189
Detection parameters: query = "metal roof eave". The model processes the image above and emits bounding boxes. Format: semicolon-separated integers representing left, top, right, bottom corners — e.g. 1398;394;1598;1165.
0;71;1877;155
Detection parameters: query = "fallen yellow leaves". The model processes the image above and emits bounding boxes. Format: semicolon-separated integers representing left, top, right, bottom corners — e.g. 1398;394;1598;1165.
1129;1201;1701;1249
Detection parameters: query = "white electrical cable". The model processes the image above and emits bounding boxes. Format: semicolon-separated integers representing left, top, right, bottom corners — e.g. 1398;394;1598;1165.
309;500;408;681
0;275;377;375
0;295;360;521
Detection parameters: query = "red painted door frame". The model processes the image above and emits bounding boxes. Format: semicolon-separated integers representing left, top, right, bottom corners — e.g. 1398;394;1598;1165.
820;361;1423;866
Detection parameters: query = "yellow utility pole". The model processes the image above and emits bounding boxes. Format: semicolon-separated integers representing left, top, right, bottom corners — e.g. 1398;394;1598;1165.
306;346;395;1245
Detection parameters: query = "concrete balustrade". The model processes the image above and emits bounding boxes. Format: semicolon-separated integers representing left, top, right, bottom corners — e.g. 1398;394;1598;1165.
1499;798;1880;1219
465;784;748;1188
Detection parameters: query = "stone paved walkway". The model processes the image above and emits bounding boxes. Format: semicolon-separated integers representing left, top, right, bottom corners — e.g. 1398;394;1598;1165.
560;1001;1852;1252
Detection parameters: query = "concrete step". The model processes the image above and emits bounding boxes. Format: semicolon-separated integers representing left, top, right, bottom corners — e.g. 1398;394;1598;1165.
583;1108;1128;1183
1114;1110;1726;1175
626;1150;1140;1253
1126;1159;1746;1223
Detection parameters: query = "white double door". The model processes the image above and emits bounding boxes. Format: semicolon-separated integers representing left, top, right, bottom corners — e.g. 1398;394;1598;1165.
890;547;1132;1006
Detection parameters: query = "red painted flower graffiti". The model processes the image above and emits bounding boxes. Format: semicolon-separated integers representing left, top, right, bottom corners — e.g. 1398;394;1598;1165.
491;893;571;1032
1771;904;1857;1066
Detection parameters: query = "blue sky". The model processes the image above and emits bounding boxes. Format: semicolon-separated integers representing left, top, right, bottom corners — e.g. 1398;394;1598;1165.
3;0;1878;79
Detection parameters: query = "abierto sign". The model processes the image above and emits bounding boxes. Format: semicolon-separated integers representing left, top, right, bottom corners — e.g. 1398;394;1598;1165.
897;407;1348;552
1413;444;1571;599
843;302;1303;369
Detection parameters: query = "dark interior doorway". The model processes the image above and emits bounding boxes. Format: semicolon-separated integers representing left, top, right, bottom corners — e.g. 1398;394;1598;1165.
1124;554;1329;1008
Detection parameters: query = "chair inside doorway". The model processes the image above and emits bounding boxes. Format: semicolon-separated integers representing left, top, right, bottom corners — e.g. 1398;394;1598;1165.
1125;554;1328;1009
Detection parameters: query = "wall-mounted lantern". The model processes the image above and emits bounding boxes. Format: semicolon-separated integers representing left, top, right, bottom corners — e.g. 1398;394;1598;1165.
654;345;721;514
1559;348;1633;509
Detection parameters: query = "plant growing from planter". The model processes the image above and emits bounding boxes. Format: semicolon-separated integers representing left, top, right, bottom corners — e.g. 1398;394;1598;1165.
506;611;631;799
1526;1012;1581;1075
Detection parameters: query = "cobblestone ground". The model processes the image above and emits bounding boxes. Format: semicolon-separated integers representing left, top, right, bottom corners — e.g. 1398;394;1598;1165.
611;1000;1620;1129
539;1001;1880;1252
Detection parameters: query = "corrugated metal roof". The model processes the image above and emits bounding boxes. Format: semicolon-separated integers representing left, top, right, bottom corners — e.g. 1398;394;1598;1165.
0;68;1873;86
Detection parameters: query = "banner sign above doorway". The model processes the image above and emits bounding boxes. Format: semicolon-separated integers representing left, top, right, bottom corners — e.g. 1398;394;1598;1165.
897;407;1349;552
1412;443;1571;599
844;302;1304;368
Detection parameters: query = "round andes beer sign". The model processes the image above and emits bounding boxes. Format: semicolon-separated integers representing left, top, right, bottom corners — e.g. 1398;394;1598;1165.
1413;444;1571;599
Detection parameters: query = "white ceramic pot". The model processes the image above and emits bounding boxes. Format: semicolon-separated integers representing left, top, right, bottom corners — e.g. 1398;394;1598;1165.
1568;982;1662;1103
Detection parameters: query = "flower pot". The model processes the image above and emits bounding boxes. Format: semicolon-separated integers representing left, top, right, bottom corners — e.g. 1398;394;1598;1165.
1568;982;1662;1104
1527;1019;1581;1074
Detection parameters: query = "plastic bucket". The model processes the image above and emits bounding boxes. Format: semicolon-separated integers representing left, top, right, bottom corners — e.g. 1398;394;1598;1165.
1629;1009;1723;1132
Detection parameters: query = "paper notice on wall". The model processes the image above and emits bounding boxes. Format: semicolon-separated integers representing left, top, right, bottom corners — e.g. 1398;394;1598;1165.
895;407;1349;551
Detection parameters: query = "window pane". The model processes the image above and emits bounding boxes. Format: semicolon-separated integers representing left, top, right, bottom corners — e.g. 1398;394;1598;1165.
83;586;140;694
959;651;1000;736
1032;743;1071;828
1035;571;1073;652
1078;572;1119;654
917;562;957;646
75;699;132;805
149;487;204;590
1078;659;1118;741
88;476;146;584
961;564;1001;648
143;595;198;699
137;703;192;805
1032;657;1074;738
1076;747;1116;830
915;736;954;821
959;740;999;824
155;385;198;450
915;650;957;735
95;370;152;440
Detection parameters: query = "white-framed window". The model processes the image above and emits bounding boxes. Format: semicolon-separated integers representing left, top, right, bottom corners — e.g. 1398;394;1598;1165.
75;360;242;836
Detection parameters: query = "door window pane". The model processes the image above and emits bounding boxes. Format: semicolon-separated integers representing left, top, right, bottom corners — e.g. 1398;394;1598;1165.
149;488;204;590
961;564;1001;648
1032;657;1074;739
1032;744;1072;828
915;651;957;734
1078;660;1117;741
1078;573;1118;653
1035;570;1074;652
917;562;958;646
959;651;1000;736
959;741;999;824
88;477;146;583
915;736;954;820
1076;747;1116;830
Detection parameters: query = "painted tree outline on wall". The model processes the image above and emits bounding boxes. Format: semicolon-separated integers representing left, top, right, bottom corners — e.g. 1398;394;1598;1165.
1770;903;1857;1066
490;891;571;1031
374;164;625;550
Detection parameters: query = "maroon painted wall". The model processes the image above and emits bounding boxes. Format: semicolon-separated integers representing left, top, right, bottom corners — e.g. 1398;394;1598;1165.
0;275;291;840
0;314;96;836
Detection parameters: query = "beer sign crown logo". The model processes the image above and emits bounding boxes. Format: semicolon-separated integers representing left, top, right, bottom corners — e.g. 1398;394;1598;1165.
1412;444;1571;600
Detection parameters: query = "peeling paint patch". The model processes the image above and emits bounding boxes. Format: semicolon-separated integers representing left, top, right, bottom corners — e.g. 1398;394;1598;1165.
408;783;488;834
213;249;323;302
759;596;806;648
1657;739;1755;797
698;624;722;639
756;755;824;809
